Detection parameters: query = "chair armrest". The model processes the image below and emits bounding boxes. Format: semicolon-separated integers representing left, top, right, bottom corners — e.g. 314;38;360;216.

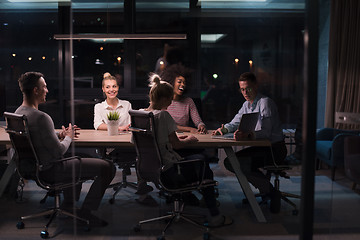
175;158;203;165
316;128;359;141
39;156;83;190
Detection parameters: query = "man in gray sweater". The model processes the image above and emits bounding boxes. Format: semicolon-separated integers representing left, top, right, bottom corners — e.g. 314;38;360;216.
15;72;116;227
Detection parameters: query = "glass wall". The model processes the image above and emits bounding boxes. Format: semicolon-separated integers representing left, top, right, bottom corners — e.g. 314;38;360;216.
3;0;359;239
0;1;305;131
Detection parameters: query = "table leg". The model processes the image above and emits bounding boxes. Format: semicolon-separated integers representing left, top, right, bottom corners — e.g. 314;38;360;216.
223;146;267;223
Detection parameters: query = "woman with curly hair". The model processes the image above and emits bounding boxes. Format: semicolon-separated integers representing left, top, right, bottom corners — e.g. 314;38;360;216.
160;63;207;134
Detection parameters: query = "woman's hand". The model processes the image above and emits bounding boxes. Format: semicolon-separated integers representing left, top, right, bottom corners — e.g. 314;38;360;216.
189;127;199;134
118;124;130;132
182;135;198;143
197;124;207;134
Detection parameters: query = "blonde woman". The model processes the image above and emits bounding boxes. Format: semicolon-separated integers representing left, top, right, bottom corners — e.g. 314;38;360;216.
138;73;232;227
94;72;132;132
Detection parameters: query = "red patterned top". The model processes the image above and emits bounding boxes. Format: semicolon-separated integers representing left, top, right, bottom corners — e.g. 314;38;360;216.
166;97;205;128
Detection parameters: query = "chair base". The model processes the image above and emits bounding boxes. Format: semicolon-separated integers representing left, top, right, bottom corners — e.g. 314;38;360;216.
244;171;301;215
17;194;90;238
278;191;300;215
108;165;138;204
108;180;137;204
134;199;209;239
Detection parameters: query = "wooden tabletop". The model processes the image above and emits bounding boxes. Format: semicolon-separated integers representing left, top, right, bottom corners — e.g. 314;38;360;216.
0;128;10;146
1;127;271;148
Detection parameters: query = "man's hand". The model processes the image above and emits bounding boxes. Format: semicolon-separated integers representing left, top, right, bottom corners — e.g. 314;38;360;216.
212;124;228;135
62;123;75;139
73;125;80;138
60;124;80;139
234;130;253;141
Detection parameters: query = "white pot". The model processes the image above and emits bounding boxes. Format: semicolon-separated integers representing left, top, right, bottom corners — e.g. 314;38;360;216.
107;120;119;136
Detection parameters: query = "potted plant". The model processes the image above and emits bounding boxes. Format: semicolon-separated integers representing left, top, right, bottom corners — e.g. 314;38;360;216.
106;111;120;136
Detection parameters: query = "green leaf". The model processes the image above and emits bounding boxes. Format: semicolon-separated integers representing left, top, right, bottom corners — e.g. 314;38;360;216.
107;111;120;121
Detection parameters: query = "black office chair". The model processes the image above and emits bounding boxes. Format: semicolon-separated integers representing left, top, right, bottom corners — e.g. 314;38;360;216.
262;164;300;215
262;144;300;215
106;149;138;204
129;110;217;240
242;147;300;215
4;112;90;239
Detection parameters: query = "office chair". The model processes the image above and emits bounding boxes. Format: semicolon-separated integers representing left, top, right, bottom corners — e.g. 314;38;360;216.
242;146;300;215
262;164;300;215
4;112;90;239
129;110;217;240
106;149;137;204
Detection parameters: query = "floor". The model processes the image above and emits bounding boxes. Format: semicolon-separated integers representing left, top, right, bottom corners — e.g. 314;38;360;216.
0;158;360;240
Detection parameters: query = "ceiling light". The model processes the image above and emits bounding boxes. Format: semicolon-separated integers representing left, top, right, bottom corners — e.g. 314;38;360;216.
54;34;187;40
201;34;226;43
91;39;124;44
8;0;70;2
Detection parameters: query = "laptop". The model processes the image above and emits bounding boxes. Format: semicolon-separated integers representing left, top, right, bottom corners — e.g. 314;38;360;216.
212;112;260;140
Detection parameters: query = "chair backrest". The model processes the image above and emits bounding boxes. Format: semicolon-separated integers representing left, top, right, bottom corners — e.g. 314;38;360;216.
129;109;162;185
4;112;41;183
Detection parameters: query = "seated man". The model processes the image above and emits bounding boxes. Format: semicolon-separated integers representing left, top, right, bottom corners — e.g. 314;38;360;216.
15;72;116;227
212;72;287;213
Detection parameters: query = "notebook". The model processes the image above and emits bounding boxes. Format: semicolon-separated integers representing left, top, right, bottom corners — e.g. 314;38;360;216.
212;112;260;140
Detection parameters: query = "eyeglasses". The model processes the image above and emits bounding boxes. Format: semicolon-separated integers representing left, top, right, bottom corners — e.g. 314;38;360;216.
239;87;253;93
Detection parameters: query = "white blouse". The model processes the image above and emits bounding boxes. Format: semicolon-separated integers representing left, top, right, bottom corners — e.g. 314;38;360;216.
93;98;132;130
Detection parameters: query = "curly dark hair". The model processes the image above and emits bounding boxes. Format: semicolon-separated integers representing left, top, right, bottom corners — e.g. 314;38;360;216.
160;63;193;91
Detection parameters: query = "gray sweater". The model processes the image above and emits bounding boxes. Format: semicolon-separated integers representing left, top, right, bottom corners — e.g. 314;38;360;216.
15;106;72;169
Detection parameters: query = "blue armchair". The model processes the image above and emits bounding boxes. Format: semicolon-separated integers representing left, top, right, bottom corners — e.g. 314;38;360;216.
316;128;360;181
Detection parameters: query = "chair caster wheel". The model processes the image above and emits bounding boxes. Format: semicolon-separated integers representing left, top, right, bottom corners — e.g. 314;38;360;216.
157;236;165;240
40;230;49;239
292;209;299;216
109;198;115;204
203;232;210;240
133;224;141;232
16;221;24;229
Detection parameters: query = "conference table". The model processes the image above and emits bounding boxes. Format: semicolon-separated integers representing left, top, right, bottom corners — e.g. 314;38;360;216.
0;128;271;223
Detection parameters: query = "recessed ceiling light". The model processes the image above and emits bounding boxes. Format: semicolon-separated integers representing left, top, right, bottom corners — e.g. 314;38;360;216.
201;34;226;43
8;0;70;2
